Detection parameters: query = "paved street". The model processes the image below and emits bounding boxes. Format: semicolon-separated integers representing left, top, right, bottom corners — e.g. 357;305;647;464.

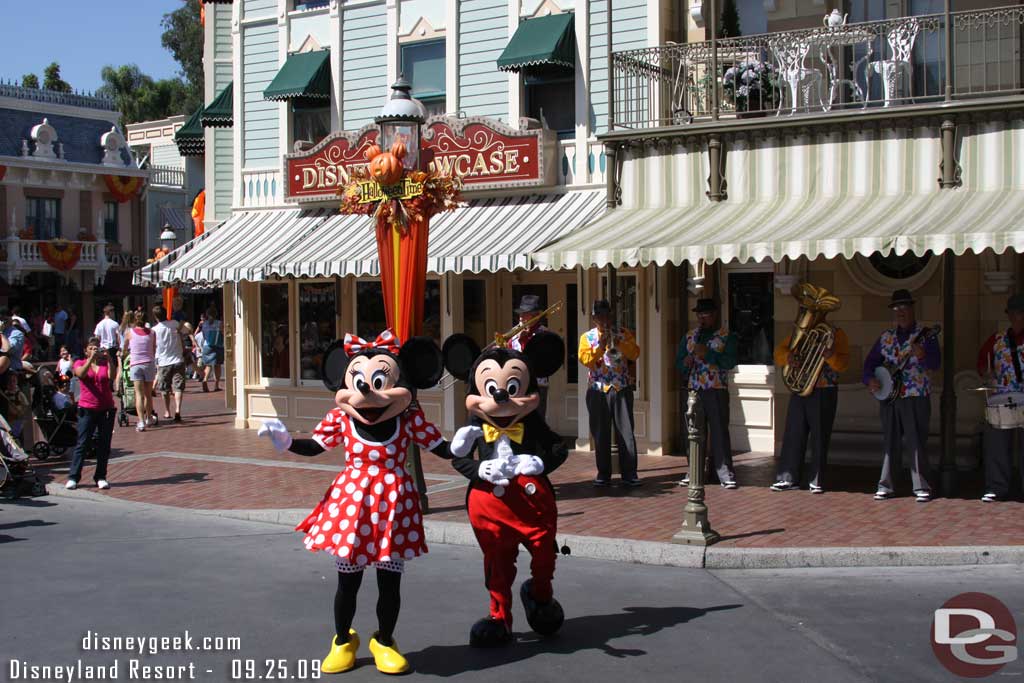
4;495;1022;682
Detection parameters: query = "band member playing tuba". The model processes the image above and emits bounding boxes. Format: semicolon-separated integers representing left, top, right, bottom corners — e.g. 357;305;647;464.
863;289;941;502
771;284;849;493
976;293;1024;502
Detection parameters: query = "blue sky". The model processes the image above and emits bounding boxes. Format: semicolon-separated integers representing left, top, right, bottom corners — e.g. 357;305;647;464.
1;1;185;93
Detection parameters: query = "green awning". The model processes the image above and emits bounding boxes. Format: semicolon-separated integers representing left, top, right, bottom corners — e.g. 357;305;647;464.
263;50;331;101
497;13;575;72
173;108;205;157
201;82;233;127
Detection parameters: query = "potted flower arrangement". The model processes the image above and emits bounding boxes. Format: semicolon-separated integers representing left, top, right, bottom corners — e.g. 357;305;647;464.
723;60;780;117
77;229;96;242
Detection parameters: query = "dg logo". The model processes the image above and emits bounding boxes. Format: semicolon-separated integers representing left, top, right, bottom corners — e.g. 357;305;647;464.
931;592;1018;678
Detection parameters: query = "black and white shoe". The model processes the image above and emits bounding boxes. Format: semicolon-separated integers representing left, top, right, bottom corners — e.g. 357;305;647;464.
769;481;797;492
809;484;824;494
981;492;999;503
678;474;690;486
874;489;894;500
914;490;932;503
721;480;738;490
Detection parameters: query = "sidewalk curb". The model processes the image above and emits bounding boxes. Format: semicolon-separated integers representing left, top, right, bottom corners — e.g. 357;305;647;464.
42;484;1024;569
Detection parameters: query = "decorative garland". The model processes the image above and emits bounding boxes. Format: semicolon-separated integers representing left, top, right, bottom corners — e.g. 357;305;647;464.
104;175;144;203
39;239;83;272
338;142;461;233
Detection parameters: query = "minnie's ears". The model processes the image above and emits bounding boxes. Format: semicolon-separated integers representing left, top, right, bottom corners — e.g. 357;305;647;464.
399;336;444;389
442;334;481;382
525;331;565;379
321;340;349;392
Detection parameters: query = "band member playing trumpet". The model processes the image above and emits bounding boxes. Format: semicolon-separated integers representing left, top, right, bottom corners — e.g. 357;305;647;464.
863;289;941;502
510;295;550;419
976;293;1024;502
676;298;738;488
579;299;642;487
771;288;850;493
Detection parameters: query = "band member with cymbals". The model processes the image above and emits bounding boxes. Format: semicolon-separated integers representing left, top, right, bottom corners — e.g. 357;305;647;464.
863;289;941;502
770;322;850;494
676;298;739;488
510;295;552;420
976;293;1024;502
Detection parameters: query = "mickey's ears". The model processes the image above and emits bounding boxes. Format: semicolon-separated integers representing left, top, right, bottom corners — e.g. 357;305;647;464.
399;336;444;389
321;340;349;392
442;334;481;382
524;330;565;379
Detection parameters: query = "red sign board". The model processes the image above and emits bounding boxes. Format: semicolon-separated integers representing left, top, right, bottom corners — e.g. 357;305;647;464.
283;116;556;202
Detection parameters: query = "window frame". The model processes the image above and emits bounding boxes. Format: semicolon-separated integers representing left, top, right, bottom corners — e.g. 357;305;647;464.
258;281;294;387
26;196;61;240
103;201;119;244
291;97;332;149
352;276;443;345
297;278;341;388
400;39;447;116
522;65;577;138
597;269;642;396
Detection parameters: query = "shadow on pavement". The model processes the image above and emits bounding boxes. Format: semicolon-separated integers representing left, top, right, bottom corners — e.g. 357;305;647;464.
407;603;741;675
104;472;210;487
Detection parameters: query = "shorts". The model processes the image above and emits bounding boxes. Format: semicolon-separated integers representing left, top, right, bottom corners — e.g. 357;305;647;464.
156;363;187;393
129;363;157;383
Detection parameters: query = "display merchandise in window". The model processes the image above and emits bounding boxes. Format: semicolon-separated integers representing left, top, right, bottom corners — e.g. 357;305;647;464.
299;283;337;381
727;272;774;365
462;280;487;349
260;283;291;379
357;280;441;344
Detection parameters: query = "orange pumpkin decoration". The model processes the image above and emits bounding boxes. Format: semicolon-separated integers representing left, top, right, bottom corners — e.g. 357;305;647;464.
370;152;405;187
390;141;407;160
363;143;382;161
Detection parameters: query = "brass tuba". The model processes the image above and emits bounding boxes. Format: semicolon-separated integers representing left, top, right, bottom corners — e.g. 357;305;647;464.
782;283;841;397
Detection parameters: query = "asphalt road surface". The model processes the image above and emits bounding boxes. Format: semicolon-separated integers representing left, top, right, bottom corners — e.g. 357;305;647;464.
3;495;1022;682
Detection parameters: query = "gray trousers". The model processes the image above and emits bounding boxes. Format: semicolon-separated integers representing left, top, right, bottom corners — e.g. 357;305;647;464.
696;388;736;484
776;387;838;488
983;426;1023;497
878;396;932;494
586;387;638;481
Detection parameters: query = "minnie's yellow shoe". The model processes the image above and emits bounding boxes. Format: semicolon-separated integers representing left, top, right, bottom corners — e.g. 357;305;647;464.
368;633;410;674
322;629;360;674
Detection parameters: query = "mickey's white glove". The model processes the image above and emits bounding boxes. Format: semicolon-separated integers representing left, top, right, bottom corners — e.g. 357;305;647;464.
478;459;510;487
257;418;293;452
514;455;545;477
451;425;483;458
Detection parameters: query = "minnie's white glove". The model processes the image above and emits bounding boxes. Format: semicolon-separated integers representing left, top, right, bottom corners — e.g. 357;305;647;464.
257;418;293;452
478;459;510;487
513;455;545;477
451;425;484;458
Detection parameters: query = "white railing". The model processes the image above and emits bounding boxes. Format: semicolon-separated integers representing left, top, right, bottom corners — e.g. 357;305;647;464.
555;139;609;187
241;169;283;208
150;165;185;188
2;236;109;283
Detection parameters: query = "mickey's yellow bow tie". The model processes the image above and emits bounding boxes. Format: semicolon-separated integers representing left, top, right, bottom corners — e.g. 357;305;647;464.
482;422;525;444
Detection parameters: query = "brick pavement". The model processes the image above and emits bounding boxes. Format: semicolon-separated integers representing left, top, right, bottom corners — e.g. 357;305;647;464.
26;386;1024;549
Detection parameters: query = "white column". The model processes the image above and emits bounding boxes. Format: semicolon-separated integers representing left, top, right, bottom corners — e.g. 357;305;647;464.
278;0;290;158
387;0;400;85
330;0;343;131
576;266;590;450
507;0;522;123
231;2;243;208
446;0;459;115
644;264;666;454
440;273;465;434
574;1;589;184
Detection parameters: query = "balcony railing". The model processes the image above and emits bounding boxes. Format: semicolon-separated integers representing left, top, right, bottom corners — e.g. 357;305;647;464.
149;165;186;188
611;5;1024;130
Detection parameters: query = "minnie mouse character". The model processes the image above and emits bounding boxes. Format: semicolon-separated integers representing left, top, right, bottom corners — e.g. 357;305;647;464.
259;330;449;675
442;331;569;647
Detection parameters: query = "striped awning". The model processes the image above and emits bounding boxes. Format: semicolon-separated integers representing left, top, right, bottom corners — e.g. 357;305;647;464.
161;207;194;234
533;122;1024;270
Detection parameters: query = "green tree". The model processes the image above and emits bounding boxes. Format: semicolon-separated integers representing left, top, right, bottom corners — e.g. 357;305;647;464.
719;0;742;38
21;73;39;89
161;0;204;113
43;62;72;92
97;65;191;125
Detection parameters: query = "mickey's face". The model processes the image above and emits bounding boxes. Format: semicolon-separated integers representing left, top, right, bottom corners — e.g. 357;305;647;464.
335;352;411;425
467;355;539;429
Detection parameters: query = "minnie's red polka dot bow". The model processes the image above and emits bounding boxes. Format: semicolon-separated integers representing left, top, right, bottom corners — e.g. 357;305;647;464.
343;330;401;356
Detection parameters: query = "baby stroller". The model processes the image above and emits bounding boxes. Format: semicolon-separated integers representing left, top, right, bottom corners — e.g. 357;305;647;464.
30;365;89;460
117;354;158;428
0;413;45;499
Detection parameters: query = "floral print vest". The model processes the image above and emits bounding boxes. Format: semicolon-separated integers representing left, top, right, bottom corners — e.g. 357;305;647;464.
584;327;633;391
686;327;729;390
991;330;1024;394
880;325;931;398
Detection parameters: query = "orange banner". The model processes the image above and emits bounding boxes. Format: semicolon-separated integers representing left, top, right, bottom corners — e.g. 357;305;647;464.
375;215;429;342
104;175;144;203
191;189;206;238
39;240;83;272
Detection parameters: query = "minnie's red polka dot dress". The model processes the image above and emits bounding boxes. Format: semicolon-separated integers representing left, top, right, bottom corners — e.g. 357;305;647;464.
296;405;443;569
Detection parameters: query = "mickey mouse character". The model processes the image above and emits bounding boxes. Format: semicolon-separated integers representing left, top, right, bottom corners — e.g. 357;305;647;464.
259;330;449;675
443;331;569;647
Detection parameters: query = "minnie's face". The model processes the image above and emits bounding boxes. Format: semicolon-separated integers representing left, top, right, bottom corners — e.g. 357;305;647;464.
334;352;411;425
467;357;538;429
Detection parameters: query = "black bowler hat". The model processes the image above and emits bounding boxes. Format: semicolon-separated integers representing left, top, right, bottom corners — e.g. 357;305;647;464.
592;299;611;316
1006;293;1024;314
515;294;541;314
692;298;718;313
888;289;916;308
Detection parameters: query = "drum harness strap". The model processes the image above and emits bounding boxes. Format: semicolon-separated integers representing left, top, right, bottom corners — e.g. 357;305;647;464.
1007;327;1023;386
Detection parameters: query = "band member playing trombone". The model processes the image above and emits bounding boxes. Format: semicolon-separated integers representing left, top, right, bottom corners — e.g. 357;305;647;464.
579;299;642;487
863;289;941;502
771;287;849;493
976;293;1024;502
676;298;738;488
510;295;551;419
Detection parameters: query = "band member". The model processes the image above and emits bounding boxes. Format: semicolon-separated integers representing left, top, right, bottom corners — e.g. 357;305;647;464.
510;295;550;419
770;324;850;493
676;299;738;488
863;289;941;502
579;299;642;487
976;293;1024;502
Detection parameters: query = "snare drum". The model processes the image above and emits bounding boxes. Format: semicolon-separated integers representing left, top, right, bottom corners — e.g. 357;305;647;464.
984;391;1024;430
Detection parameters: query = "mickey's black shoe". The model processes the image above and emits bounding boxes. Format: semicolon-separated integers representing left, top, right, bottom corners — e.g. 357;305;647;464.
469;617;512;648
520;579;564;636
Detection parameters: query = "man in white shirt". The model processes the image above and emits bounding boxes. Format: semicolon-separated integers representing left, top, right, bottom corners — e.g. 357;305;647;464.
152;305;187;422
94;304;121;364
53;305;68;349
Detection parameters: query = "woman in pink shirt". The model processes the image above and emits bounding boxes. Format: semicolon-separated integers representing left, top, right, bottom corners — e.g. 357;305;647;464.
123;311;157;432
66;336;116;490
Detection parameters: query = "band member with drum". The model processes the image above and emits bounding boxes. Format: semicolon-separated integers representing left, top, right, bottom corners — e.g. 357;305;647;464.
976;293;1024;502
676;299;738;488
770;324;850;493
863;289;941;502
510;295;550;419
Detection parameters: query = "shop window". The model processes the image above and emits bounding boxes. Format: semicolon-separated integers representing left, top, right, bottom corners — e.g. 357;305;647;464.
260;283;291;380
422;280;442;344
524;65;575;137
462;279;487;349
299;282;337;382
727;271;774;365
401;40;446;117
293;98;331;147
103;201;118;243
356;280;441;344
26;196;60;240
598;273;638;335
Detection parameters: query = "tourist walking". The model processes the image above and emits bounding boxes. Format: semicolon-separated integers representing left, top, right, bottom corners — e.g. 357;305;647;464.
124;311;157;432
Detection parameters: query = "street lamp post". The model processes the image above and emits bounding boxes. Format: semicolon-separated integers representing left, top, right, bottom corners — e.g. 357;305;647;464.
672;389;720;546
376;76;425;172
159;223;178;321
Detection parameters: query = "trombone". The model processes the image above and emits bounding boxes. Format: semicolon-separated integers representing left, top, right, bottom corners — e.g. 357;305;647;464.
436;300;563;391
